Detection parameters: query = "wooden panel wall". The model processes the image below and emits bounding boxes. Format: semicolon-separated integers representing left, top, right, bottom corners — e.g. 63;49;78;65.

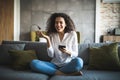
0;0;14;44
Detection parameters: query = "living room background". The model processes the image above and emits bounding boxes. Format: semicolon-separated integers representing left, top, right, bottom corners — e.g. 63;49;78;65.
20;0;120;43
20;0;96;43
0;0;119;44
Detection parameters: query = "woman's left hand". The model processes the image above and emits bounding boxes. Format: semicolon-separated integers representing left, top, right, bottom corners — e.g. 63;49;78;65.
59;48;71;55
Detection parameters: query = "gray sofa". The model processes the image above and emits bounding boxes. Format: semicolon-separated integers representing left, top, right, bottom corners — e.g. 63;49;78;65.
0;40;120;80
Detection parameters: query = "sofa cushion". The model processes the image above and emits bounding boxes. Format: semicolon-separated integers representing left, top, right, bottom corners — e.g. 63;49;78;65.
88;43;120;70
9;50;37;70
0;44;25;65
2;40;52;61
78;43;112;65
24;42;52;61
117;44;120;59
78;43;89;65
0;66;49;80
49;70;120;80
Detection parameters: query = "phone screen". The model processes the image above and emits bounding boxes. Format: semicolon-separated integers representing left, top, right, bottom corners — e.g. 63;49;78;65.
58;45;66;49
37;26;41;30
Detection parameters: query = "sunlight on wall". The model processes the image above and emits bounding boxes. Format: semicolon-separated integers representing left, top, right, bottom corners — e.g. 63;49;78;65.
95;0;101;43
14;0;20;41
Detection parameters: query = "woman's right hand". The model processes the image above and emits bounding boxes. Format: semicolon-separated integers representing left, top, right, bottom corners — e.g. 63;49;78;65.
36;31;51;48
36;31;49;40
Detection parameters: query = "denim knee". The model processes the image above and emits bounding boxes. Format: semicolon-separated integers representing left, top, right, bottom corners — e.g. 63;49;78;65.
30;59;39;71
73;57;83;70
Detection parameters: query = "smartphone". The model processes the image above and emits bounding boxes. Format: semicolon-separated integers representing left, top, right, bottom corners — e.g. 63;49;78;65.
58;45;66;49
37;26;41;30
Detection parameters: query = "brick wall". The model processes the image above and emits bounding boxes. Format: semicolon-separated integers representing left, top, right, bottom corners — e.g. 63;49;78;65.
100;3;120;35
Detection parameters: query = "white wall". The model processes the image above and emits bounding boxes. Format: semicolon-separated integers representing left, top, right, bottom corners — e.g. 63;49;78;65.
14;0;20;41
95;0;101;43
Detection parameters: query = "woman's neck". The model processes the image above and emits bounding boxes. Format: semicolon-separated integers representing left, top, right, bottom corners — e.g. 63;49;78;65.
58;32;64;42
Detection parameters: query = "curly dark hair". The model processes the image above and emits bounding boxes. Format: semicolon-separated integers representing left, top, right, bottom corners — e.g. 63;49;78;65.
46;13;75;34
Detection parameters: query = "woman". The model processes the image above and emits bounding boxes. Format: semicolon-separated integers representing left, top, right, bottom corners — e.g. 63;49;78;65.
30;13;83;76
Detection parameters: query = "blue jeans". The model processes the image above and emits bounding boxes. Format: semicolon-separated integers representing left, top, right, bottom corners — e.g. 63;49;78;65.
30;57;83;75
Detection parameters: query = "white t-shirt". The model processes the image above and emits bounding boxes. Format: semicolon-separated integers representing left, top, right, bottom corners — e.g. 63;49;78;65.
47;31;78;67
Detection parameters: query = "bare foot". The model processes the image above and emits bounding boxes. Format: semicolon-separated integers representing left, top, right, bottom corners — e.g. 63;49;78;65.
55;70;83;76
80;71;83;76
77;71;83;76
70;71;83;76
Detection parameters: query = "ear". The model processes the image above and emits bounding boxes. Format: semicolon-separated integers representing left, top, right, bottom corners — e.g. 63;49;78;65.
65;24;67;27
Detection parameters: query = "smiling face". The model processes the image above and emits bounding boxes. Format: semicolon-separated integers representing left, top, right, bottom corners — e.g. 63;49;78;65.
55;17;66;33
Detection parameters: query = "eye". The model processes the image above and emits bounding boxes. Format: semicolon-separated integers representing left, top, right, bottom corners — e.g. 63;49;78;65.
60;22;62;24
55;21;58;24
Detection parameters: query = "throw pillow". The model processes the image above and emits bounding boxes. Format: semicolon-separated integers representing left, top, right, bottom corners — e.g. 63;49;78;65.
88;43;120;70
24;43;52;61
117;45;120;59
0;44;25;65
9;50;37;70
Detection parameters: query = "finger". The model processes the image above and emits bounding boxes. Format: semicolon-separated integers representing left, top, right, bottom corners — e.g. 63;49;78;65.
62;48;66;50
36;31;40;35
40;32;45;36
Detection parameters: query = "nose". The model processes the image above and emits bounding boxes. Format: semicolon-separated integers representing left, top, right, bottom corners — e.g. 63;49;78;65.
56;22;61;26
